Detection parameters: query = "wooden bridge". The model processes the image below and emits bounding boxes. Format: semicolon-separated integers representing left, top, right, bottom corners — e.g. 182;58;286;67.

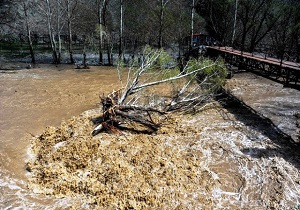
207;46;300;87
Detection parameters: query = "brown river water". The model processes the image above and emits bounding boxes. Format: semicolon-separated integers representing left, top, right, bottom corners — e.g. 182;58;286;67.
0;65;299;209
0;65;121;208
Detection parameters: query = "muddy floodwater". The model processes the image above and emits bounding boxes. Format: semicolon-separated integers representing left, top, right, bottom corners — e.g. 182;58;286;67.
0;65;121;208
0;65;299;209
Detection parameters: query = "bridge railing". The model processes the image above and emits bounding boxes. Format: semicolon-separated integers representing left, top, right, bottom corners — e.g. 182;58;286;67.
218;43;299;65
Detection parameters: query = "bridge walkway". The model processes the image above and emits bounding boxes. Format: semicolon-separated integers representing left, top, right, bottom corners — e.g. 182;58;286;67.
207;46;300;86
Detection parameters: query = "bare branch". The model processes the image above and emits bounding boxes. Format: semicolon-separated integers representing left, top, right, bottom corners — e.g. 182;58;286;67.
131;64;216;94
92;47;226;135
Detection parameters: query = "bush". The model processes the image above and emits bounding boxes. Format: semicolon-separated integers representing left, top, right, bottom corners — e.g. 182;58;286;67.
185;57;227;92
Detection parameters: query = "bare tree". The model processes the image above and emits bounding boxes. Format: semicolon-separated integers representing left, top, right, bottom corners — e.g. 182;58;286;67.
231;0;238;46
191;0;195;48
21;0;36;64
198;0;235;45
119;0;124;59
237;0;277;52
0;0;18;26
269;0;300;61
97;0;110;65
56;0;64;63
35;0;60;64
157;0;169;48
65;0;78;63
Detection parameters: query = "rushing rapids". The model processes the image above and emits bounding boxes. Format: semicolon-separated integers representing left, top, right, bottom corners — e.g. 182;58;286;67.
0;65;299;209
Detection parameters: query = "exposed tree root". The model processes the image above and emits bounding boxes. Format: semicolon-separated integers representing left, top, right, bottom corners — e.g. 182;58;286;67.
91;47;227;136
92;90;166;136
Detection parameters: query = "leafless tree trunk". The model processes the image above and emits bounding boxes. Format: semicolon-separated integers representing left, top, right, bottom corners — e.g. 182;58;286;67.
158;0;169;48
66;0;74;63
231;0;238;46
97;0;108;65
98;1;103;65
83;45;87;68
103;1;112;65
56;0;62;63
22;0;35;64
191;0;195;48
107;33;112;65
119;0;124;59
44;0;59;64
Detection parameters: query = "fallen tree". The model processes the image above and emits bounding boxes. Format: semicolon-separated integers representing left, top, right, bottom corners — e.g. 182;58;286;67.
26;47;228;208
92;46;227;135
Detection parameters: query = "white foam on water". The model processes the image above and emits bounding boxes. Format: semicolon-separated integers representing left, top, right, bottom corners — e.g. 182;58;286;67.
0;173;84;209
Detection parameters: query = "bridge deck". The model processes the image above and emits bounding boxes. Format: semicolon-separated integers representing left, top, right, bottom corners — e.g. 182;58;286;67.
207;46;300;86
212;47;300;70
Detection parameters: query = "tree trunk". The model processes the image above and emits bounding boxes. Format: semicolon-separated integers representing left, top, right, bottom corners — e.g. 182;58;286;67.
158;0;165;48
27;27;35;64
98;0;107;65
107;35;112;65
240;23;247;52
23;1;35;64
83;44;87;68
297;42;300;63
67;19;74;63
231;0;238;47
46;0;58;64
67;0;74;64
50;35;58;65
119;0;123;59
56;0;62;64
191;0;195;49
57;34;61;64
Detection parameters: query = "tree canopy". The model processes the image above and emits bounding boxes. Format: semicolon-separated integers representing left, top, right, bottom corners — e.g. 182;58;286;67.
0;0;299;63
196;0;300;59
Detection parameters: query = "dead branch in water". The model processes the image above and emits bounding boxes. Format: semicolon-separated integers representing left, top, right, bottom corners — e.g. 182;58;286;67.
92;46;227;135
